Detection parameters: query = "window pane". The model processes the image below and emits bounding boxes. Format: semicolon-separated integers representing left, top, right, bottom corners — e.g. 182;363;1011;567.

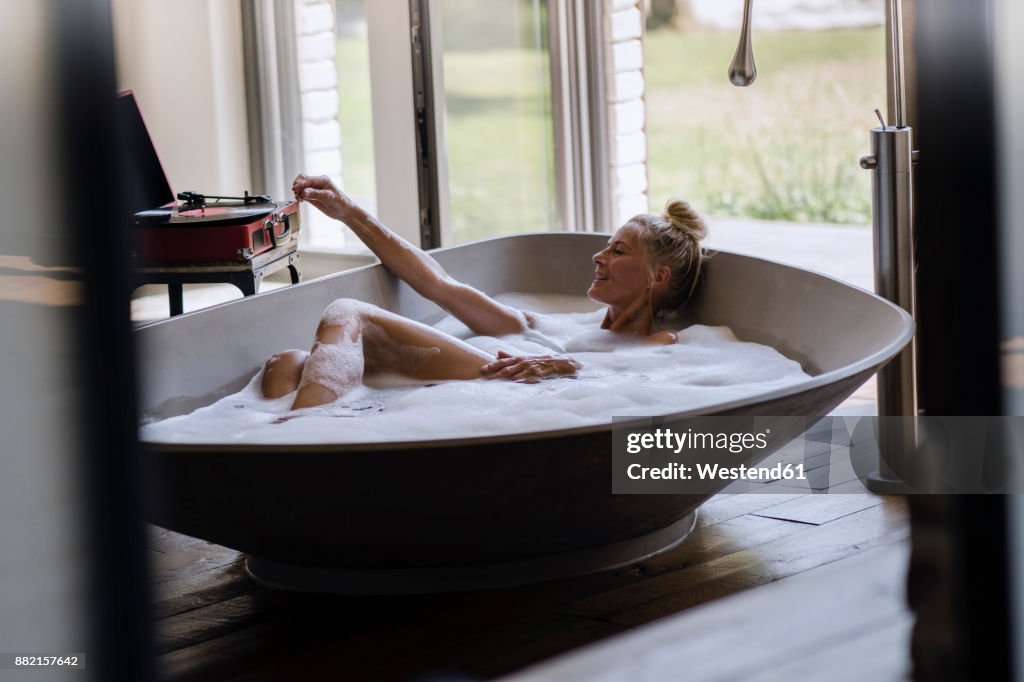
336;0;377;215
440;0;557;243
644;3;885;227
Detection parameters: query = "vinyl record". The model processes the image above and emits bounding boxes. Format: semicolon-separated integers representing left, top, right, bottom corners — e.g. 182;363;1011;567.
135;202;278;227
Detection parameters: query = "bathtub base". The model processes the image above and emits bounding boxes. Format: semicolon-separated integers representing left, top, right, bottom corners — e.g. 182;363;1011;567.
244;510;698;594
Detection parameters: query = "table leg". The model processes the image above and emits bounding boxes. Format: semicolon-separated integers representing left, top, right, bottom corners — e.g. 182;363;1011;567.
226;272;259;298
168;282;184;317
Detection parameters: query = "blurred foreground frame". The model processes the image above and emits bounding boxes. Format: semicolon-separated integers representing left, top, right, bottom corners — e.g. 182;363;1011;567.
57;0;156;680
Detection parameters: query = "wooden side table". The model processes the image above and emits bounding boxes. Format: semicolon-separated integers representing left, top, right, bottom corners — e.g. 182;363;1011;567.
134;241;301;316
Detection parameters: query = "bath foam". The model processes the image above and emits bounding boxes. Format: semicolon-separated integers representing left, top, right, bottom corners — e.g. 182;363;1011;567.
139;293;811;445
297;338;364;400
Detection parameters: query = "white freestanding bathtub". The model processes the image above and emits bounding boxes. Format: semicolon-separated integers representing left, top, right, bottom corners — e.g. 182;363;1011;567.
136;232;913;593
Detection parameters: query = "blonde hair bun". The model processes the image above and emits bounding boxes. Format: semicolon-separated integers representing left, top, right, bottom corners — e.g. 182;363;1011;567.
663;199;707;243
624;198;709;312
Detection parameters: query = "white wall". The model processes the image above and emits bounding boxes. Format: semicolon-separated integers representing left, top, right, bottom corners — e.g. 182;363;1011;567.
111;0;251;196
608;0;650;223
366;0;422;247
295;0;346;250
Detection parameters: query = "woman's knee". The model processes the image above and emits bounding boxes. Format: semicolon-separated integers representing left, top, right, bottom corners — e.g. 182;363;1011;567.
317;298;379;342
261;349;308;398
321;298;378;324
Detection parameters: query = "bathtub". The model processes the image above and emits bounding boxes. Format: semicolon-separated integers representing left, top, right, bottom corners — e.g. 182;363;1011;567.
136;232;913;593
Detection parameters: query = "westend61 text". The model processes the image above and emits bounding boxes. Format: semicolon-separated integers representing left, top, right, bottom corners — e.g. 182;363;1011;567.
627;462;807;481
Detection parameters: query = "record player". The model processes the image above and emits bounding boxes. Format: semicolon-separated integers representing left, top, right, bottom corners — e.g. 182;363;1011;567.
118;91;300;264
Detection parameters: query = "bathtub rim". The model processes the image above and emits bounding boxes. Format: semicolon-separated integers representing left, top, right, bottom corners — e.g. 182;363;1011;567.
137;233;914;452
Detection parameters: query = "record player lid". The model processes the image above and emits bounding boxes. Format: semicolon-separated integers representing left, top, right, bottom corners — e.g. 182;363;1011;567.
117;90;175;214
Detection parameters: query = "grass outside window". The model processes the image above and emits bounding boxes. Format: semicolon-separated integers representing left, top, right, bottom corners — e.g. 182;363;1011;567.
645;25;885;225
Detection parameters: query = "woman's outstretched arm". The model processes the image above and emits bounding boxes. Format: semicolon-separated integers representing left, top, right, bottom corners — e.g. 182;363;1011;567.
293;174;528;337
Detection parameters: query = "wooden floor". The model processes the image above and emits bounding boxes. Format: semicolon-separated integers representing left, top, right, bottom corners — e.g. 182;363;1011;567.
149;491;909;681
504;541;912;682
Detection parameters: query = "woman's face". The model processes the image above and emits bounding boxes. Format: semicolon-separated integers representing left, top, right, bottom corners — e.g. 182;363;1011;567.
588;225;652;308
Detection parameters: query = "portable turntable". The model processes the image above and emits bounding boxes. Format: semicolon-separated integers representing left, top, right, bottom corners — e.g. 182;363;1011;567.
121;91;301;316
118;91;300;264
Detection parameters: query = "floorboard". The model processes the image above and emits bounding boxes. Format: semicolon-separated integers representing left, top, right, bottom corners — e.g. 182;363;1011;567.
748;492;882;525
149;489;908;681
558;499;906;627
503;543;912;682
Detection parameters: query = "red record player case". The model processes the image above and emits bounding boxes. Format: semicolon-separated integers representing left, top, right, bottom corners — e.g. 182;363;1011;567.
134;202;300;263
120;90;300;263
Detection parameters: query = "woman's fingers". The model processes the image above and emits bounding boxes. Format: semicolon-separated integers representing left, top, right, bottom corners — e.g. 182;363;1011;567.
294;183;354;222
512;367;546;383
509;360;551;382
481;356;519;377
292;173;317;197
301;195;329;213
301;187;335;202
481;350;516;375
293;173;332;190
293;174;344;205
482;354;578;382
481;360;508;374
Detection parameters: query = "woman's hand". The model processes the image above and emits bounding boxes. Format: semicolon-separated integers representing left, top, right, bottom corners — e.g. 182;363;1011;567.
481;351;582;383
647;330;678;345
292;174;359;222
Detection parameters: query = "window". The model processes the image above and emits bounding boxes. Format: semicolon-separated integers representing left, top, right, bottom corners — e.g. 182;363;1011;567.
436;0;558;243
255;0;645;251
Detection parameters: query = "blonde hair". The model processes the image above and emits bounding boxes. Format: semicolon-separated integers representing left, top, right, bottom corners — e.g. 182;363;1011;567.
627;198;709;313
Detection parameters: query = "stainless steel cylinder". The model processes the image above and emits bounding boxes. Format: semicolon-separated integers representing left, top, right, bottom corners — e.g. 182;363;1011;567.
862;125;918;492
869;126;915;328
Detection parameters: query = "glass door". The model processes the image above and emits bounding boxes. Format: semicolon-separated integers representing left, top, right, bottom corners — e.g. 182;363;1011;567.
433;0;558;244
278;0;604;250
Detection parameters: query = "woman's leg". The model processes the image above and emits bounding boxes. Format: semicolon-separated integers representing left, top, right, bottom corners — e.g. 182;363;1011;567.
290;298;494;410
260;350;309;398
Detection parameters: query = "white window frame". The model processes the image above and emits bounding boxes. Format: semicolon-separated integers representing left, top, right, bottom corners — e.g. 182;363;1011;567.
241;0;304;202
550;0;613;232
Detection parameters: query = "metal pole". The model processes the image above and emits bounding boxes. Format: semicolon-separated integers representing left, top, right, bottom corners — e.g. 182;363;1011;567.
888;0;907;128
861;0;919;494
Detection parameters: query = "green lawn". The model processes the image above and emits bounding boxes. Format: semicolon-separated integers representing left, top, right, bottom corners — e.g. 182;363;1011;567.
645;25;886;225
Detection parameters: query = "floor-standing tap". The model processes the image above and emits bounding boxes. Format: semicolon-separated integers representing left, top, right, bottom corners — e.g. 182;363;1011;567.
729;0;756;86
861;0;919;493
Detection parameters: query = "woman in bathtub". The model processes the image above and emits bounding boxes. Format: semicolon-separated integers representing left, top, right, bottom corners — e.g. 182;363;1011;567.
261;174;708;410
